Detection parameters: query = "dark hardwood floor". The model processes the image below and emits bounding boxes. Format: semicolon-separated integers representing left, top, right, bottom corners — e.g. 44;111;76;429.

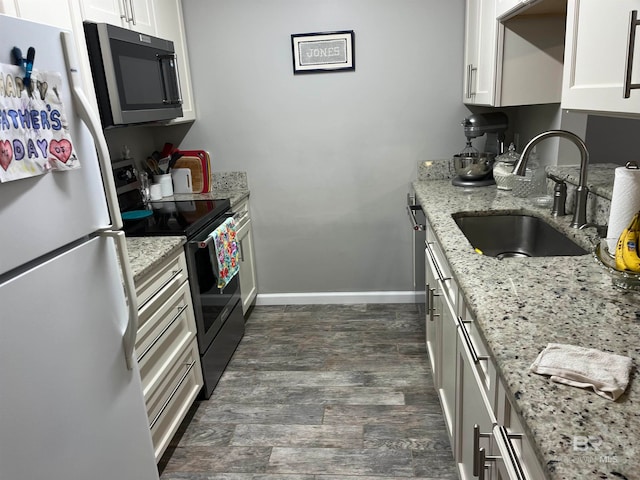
159;303;457;479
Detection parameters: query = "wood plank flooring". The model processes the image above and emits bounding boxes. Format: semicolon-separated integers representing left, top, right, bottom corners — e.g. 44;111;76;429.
159;303;457;479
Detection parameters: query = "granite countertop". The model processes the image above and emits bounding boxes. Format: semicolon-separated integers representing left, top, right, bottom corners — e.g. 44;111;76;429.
126;236;185;283
170;171;249;207
413;179;640;480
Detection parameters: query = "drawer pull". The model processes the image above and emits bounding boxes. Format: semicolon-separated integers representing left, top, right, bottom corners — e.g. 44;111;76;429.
149;360;196;429
139;269;182;309
494;425;526;480
426;242;450;282
460;320;489;365
138;304;188;361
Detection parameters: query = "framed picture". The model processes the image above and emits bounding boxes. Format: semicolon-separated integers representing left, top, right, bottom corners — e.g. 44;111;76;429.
291;30;355;74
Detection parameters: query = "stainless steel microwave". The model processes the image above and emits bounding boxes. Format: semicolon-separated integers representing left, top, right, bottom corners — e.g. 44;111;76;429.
84;22;183;128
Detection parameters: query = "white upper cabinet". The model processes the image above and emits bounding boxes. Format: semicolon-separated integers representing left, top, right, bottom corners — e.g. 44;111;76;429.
464;0;565;107
0;0;73;29
153;0;196;123
562;0;640;116
79;0;156;35
464;0;498;105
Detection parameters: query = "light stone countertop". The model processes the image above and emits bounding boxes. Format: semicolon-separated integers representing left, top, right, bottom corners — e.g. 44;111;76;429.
126;236;185;283
413;179;640;480
168;171;250;207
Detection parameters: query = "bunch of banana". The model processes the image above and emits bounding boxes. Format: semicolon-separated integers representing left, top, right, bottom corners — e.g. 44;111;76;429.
615;211;640;273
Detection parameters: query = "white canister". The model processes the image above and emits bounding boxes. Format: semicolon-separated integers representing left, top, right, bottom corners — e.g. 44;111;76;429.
153;174;173;197
149;183;162;201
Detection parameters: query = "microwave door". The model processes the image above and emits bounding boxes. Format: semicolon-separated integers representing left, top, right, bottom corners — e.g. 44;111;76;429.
112;44;171;123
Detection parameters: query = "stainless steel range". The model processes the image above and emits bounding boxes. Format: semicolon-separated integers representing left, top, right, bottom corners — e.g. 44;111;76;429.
114;159;244;399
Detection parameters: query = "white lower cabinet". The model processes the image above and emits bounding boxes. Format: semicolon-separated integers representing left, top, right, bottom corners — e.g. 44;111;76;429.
233;198;258;316
456;322;498;480
423;217;544;479
135;249;203;462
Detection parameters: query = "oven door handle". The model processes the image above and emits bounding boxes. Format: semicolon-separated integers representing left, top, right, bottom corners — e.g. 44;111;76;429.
189;235;222;283
195;213;240;248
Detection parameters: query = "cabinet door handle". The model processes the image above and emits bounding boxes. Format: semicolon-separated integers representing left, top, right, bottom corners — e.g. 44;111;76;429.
473;424;491;476
239;238;245;262
120;0;129;21
477;448;486;480
467;64;478;98
624;10;640;98
128;0;136;24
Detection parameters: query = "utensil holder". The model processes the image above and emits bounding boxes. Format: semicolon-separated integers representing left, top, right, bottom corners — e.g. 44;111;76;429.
153;174;173;197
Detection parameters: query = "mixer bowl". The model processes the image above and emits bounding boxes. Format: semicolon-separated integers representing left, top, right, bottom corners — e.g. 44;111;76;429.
452;153;496;179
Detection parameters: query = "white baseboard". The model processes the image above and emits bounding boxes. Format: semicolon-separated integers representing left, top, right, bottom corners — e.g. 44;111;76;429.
255;291;425;306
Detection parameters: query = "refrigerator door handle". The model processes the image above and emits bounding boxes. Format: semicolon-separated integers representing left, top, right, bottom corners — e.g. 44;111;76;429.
60;31;123;230
102;230;139;370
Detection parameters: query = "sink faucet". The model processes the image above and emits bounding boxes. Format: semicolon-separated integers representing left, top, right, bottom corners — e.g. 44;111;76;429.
512;130;589;229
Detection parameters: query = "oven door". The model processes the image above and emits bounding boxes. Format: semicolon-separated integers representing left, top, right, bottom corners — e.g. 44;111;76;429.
184;217;241;352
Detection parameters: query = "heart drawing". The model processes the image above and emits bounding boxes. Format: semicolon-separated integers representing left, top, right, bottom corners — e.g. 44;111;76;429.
0;140;13;171
49;139;72;164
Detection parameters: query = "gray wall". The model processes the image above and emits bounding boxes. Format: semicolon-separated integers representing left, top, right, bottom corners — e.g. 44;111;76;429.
585;115;640;166
179;0;468;297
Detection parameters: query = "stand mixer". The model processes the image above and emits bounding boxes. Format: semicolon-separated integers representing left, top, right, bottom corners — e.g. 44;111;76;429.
452;112;509;187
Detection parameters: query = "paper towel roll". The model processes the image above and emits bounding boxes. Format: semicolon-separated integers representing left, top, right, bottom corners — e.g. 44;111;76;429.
606;165;640;251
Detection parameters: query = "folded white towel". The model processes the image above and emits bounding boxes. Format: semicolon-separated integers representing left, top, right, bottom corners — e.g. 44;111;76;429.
530;343;633;401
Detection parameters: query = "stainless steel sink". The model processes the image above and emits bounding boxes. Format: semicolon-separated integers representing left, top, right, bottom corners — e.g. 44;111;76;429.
453;213;587;258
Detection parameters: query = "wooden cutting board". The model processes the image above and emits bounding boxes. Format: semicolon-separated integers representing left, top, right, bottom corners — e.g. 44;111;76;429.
175;150;211;193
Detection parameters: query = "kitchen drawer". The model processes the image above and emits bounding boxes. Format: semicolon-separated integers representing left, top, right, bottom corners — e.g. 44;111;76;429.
138;281;197;397
232;197;250;215
148;339;203;461
497;381;547;480
425;224;458;307
135;251;188;315
459;295;499;414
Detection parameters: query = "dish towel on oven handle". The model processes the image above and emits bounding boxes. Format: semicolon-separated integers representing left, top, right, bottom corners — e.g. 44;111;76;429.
209;216;239;289
529;343;633;401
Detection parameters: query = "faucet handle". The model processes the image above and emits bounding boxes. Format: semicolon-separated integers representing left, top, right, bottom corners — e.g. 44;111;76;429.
579;223;608;238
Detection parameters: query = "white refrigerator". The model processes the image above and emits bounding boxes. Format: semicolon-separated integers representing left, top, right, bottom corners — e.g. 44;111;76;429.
0;15;159;480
